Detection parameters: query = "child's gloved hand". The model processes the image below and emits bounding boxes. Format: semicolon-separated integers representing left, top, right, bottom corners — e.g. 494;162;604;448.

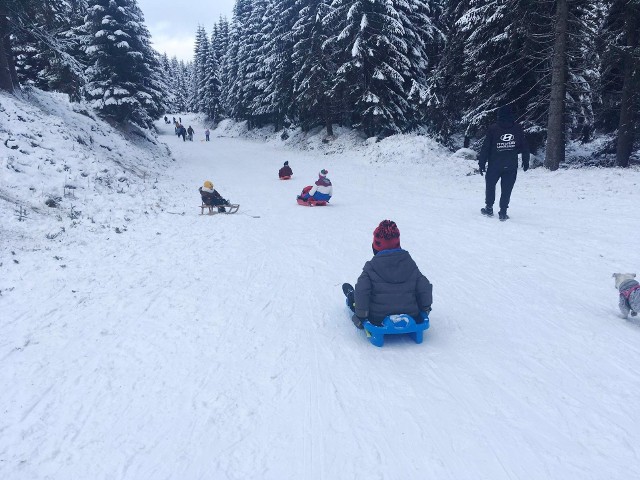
631;311;637;317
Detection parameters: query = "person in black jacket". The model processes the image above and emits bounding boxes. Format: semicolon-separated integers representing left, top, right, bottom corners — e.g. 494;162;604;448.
199;180;230;213
478;105;530;221
342;220;433;329
187;126;195;141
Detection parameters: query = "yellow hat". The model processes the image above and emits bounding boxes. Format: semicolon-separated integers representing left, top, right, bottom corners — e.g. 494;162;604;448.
204;180;213;189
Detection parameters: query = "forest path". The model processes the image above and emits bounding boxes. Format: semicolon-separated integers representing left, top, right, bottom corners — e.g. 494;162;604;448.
1;117;639;479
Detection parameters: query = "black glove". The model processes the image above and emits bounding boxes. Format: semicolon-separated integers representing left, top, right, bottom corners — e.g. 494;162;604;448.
351;314;365;329
523;161;529;172
479;165;485;176
631;311;638;317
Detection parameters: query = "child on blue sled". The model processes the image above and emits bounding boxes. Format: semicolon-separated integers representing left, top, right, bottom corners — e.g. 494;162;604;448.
342;220;433;329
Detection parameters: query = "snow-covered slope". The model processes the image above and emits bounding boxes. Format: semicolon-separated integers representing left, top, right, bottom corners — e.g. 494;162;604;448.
0;89;172;249
1;114;640;480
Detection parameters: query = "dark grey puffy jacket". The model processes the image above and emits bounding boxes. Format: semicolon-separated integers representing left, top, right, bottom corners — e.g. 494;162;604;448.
354;249;432;324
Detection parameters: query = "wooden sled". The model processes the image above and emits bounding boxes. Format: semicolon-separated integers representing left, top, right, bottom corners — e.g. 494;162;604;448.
200;203;240;215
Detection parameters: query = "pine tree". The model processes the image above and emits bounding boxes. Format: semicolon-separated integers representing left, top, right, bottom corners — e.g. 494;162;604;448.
191;25;209;112
395;0;445;129
425;0;471;143
292;0;336;134
2;0;88;96
201;42;222;121
171;57;190;112
216;17;230;60
326;0;412;137
456;1;553;144
252;0;298;131
222;0;253;121
239;0;270;126
601;0;640;167
84;0;164;127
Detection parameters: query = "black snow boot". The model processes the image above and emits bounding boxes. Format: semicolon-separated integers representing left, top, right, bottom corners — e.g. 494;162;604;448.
351;314;364;330
498;211;509;221
343;283;356;316
481;206;494;217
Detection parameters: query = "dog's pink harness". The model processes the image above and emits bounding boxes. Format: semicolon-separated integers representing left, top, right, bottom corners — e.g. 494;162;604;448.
621;284;640;300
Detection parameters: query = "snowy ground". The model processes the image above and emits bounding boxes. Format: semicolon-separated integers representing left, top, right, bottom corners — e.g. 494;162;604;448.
2;111;640;480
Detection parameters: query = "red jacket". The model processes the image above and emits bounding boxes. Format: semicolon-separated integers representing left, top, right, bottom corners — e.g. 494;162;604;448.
279;165;293;178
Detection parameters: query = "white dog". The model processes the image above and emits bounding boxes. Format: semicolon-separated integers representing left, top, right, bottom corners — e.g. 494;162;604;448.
613;273;639;318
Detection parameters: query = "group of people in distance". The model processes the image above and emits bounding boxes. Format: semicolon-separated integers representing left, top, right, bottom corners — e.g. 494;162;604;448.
193;104;534;332
165;116;211;142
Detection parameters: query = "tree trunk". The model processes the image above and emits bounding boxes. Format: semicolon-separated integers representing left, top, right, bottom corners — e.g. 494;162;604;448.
0;7;16;93
324;98;333;136
615;9;639;168
544;0;569;171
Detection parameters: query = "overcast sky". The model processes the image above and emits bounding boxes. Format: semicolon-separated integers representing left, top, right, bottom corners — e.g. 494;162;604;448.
137;0;236;61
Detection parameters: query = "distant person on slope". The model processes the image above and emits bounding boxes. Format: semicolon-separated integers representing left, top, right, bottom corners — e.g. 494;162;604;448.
187;126;195;141
298;169;332;202
279;161;293;179
199;180;230;213
342;220;433;329
179;125;187;141
478;105;530;221
205;128;210;141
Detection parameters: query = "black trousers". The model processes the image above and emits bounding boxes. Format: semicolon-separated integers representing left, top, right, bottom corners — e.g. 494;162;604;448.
485;167;517;211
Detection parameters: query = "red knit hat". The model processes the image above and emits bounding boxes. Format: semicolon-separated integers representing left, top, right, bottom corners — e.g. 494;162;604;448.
372;220;401;252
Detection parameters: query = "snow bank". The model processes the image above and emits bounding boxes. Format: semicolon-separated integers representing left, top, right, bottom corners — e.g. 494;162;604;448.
0;89;172;249
213;119;640;171
213;119;455;167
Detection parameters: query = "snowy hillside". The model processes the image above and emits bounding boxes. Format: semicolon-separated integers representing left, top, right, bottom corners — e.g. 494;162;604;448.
0;89;172;250
2;113;640;480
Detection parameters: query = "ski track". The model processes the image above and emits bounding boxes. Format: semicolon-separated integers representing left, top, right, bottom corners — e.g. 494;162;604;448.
1;117;640;479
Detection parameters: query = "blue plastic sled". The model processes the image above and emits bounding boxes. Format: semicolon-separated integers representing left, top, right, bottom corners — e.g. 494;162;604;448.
363;312;430;347
345;298;430;347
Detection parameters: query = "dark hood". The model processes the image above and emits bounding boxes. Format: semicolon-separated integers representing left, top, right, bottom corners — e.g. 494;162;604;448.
497;105;515;125
369;250;417;284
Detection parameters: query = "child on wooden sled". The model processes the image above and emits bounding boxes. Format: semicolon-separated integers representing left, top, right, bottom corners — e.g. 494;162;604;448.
199;180;230;213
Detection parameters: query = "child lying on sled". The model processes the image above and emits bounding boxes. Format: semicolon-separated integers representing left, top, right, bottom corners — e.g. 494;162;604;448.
199;180;230;213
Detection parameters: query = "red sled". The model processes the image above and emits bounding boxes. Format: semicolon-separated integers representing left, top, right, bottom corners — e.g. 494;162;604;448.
279;175;292;180
297;198;328;206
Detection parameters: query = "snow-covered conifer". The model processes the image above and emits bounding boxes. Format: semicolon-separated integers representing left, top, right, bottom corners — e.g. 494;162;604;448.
326;0;411;137
83;0;164;127
292;0;336;134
